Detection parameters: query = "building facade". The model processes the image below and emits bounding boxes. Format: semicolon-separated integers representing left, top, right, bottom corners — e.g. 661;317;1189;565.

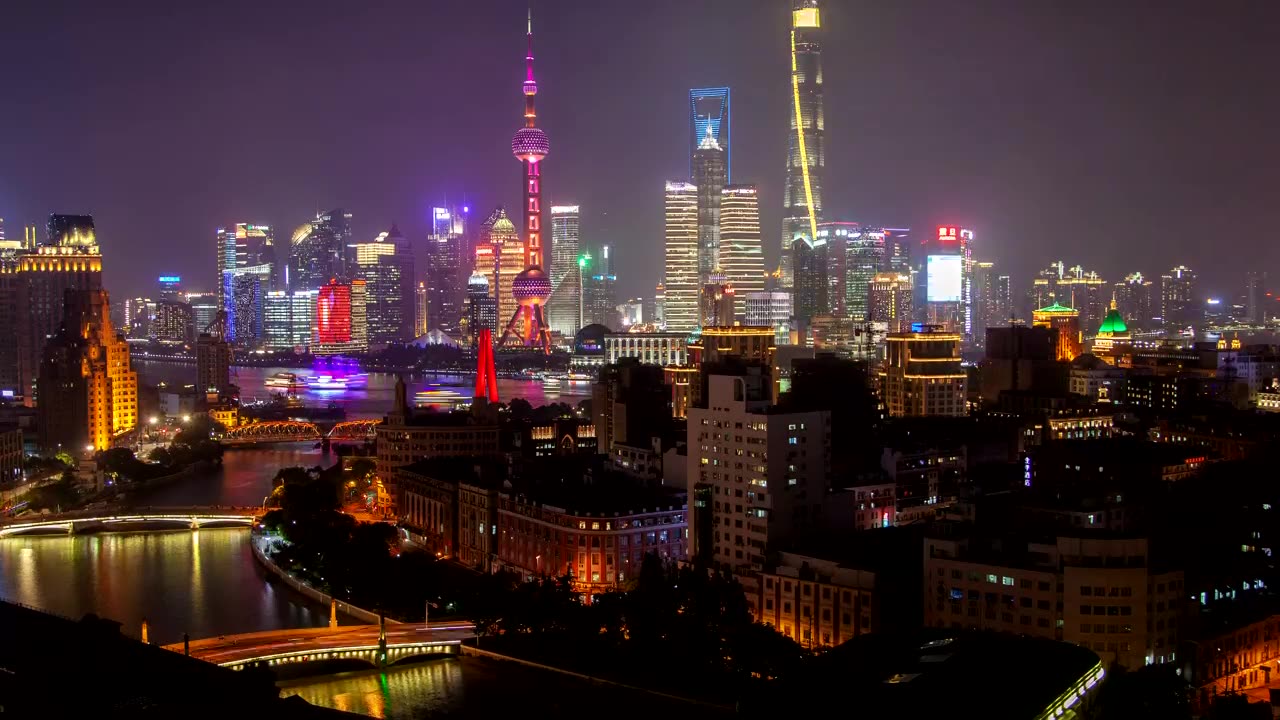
924;531;1184;671
881;327;967;417
719;185;765;321
663;181;699;333
780;0;825;288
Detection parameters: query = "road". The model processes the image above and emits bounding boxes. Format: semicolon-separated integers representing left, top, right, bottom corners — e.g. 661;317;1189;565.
169;622;476;665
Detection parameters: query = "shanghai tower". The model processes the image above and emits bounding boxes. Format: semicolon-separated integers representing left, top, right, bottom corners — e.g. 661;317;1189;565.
780;0;824;290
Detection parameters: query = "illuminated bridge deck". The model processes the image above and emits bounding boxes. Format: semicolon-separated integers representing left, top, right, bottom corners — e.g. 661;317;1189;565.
0;507;260;537
169;622;476;670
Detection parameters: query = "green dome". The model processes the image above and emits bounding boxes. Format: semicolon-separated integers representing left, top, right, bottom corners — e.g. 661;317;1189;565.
1097;307;1128;335
1035;302;1076;314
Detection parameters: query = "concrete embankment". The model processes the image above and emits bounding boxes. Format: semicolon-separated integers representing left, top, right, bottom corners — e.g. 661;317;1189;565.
249;531;396;625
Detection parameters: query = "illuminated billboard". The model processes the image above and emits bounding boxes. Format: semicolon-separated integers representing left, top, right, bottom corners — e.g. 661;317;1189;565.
927;255;962;303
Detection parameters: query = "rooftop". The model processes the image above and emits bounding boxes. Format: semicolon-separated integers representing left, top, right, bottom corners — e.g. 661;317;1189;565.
764;631;1102;720
504;463;685;517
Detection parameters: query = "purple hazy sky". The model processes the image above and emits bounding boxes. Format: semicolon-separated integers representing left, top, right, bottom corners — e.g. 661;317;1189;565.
0;0;1276;302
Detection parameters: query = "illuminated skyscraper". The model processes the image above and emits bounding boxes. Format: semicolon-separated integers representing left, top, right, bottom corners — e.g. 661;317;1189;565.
475;210;524;330
37;288;136;451
216;223;274;312
223;263;271;347
845;226;885;320
584;245;618;329
466;271;498;345
868;273;913;333
424;223;464;333
547;205;581;335
314;279;367;355
690;87;731;180
349;226;414;347
290;209;352;292
264;289;318;351
693;126;726;281
503;10;553;352
46;215;96;248
792;237;827;329
5;217;103;404
415;281;429;337
663;181;699;333
971;261;996;347
1161;265;1197;329
881;328;966;417
1245;270;1267;325
781;1;825;288
1114;272;1153;331
719;185;765;321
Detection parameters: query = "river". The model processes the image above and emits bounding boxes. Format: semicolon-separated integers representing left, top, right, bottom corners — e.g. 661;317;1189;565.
136;360;592;421
0;363;640;717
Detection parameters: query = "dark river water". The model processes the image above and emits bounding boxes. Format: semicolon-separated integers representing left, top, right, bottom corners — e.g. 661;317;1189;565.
0;362;662;718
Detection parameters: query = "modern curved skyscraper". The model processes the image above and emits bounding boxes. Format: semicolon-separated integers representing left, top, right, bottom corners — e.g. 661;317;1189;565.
781;0;824;291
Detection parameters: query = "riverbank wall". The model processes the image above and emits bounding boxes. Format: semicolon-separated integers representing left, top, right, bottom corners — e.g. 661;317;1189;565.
249;531;397;626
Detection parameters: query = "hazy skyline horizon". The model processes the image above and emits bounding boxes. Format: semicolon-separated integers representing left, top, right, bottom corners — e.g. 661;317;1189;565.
1;0;1276;307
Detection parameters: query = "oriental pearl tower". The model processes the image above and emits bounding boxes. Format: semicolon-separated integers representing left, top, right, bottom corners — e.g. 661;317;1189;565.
501;9;553;354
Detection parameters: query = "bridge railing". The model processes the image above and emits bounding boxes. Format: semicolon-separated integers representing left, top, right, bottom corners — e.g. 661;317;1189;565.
0;506;261;528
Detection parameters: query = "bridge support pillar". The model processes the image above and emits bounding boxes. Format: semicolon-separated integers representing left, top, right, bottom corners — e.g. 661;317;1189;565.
377;612;388;668
190;517;200;530
329;599;337;629
66;522;74;535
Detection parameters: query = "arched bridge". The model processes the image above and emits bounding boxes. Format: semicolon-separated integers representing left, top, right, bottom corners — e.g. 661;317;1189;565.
220;419;381;445
0;507;259;538
167;622;475;671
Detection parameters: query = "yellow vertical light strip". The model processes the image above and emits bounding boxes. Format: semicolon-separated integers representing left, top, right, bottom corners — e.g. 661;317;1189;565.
790;30;818;244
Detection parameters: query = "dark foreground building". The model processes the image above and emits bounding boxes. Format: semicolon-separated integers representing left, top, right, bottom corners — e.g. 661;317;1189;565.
748;630;1104;719
0;601;345;718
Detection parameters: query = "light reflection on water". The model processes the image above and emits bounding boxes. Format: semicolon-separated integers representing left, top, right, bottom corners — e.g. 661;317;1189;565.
284;660;465;719
0;528;334;645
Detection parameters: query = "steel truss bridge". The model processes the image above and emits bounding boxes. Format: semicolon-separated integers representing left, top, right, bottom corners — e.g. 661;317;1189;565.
166;623;475;671
0;507;260;538
219;419;381;445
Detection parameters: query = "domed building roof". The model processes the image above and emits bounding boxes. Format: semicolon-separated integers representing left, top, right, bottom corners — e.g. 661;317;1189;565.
1097;306;1129;336
574;324;610;356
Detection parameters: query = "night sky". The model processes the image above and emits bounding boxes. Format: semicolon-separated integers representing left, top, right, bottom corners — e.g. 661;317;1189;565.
1;0;1276;302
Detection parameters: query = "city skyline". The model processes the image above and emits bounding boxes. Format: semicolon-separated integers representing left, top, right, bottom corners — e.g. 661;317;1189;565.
1;1;1277;305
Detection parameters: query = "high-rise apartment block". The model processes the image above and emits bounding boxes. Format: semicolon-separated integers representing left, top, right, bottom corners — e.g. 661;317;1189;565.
663;181;699;333
1114;272;1153;332
881;327;967;417
687;370;831;603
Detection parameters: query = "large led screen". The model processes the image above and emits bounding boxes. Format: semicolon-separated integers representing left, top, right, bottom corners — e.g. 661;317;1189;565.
927;255;962;303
